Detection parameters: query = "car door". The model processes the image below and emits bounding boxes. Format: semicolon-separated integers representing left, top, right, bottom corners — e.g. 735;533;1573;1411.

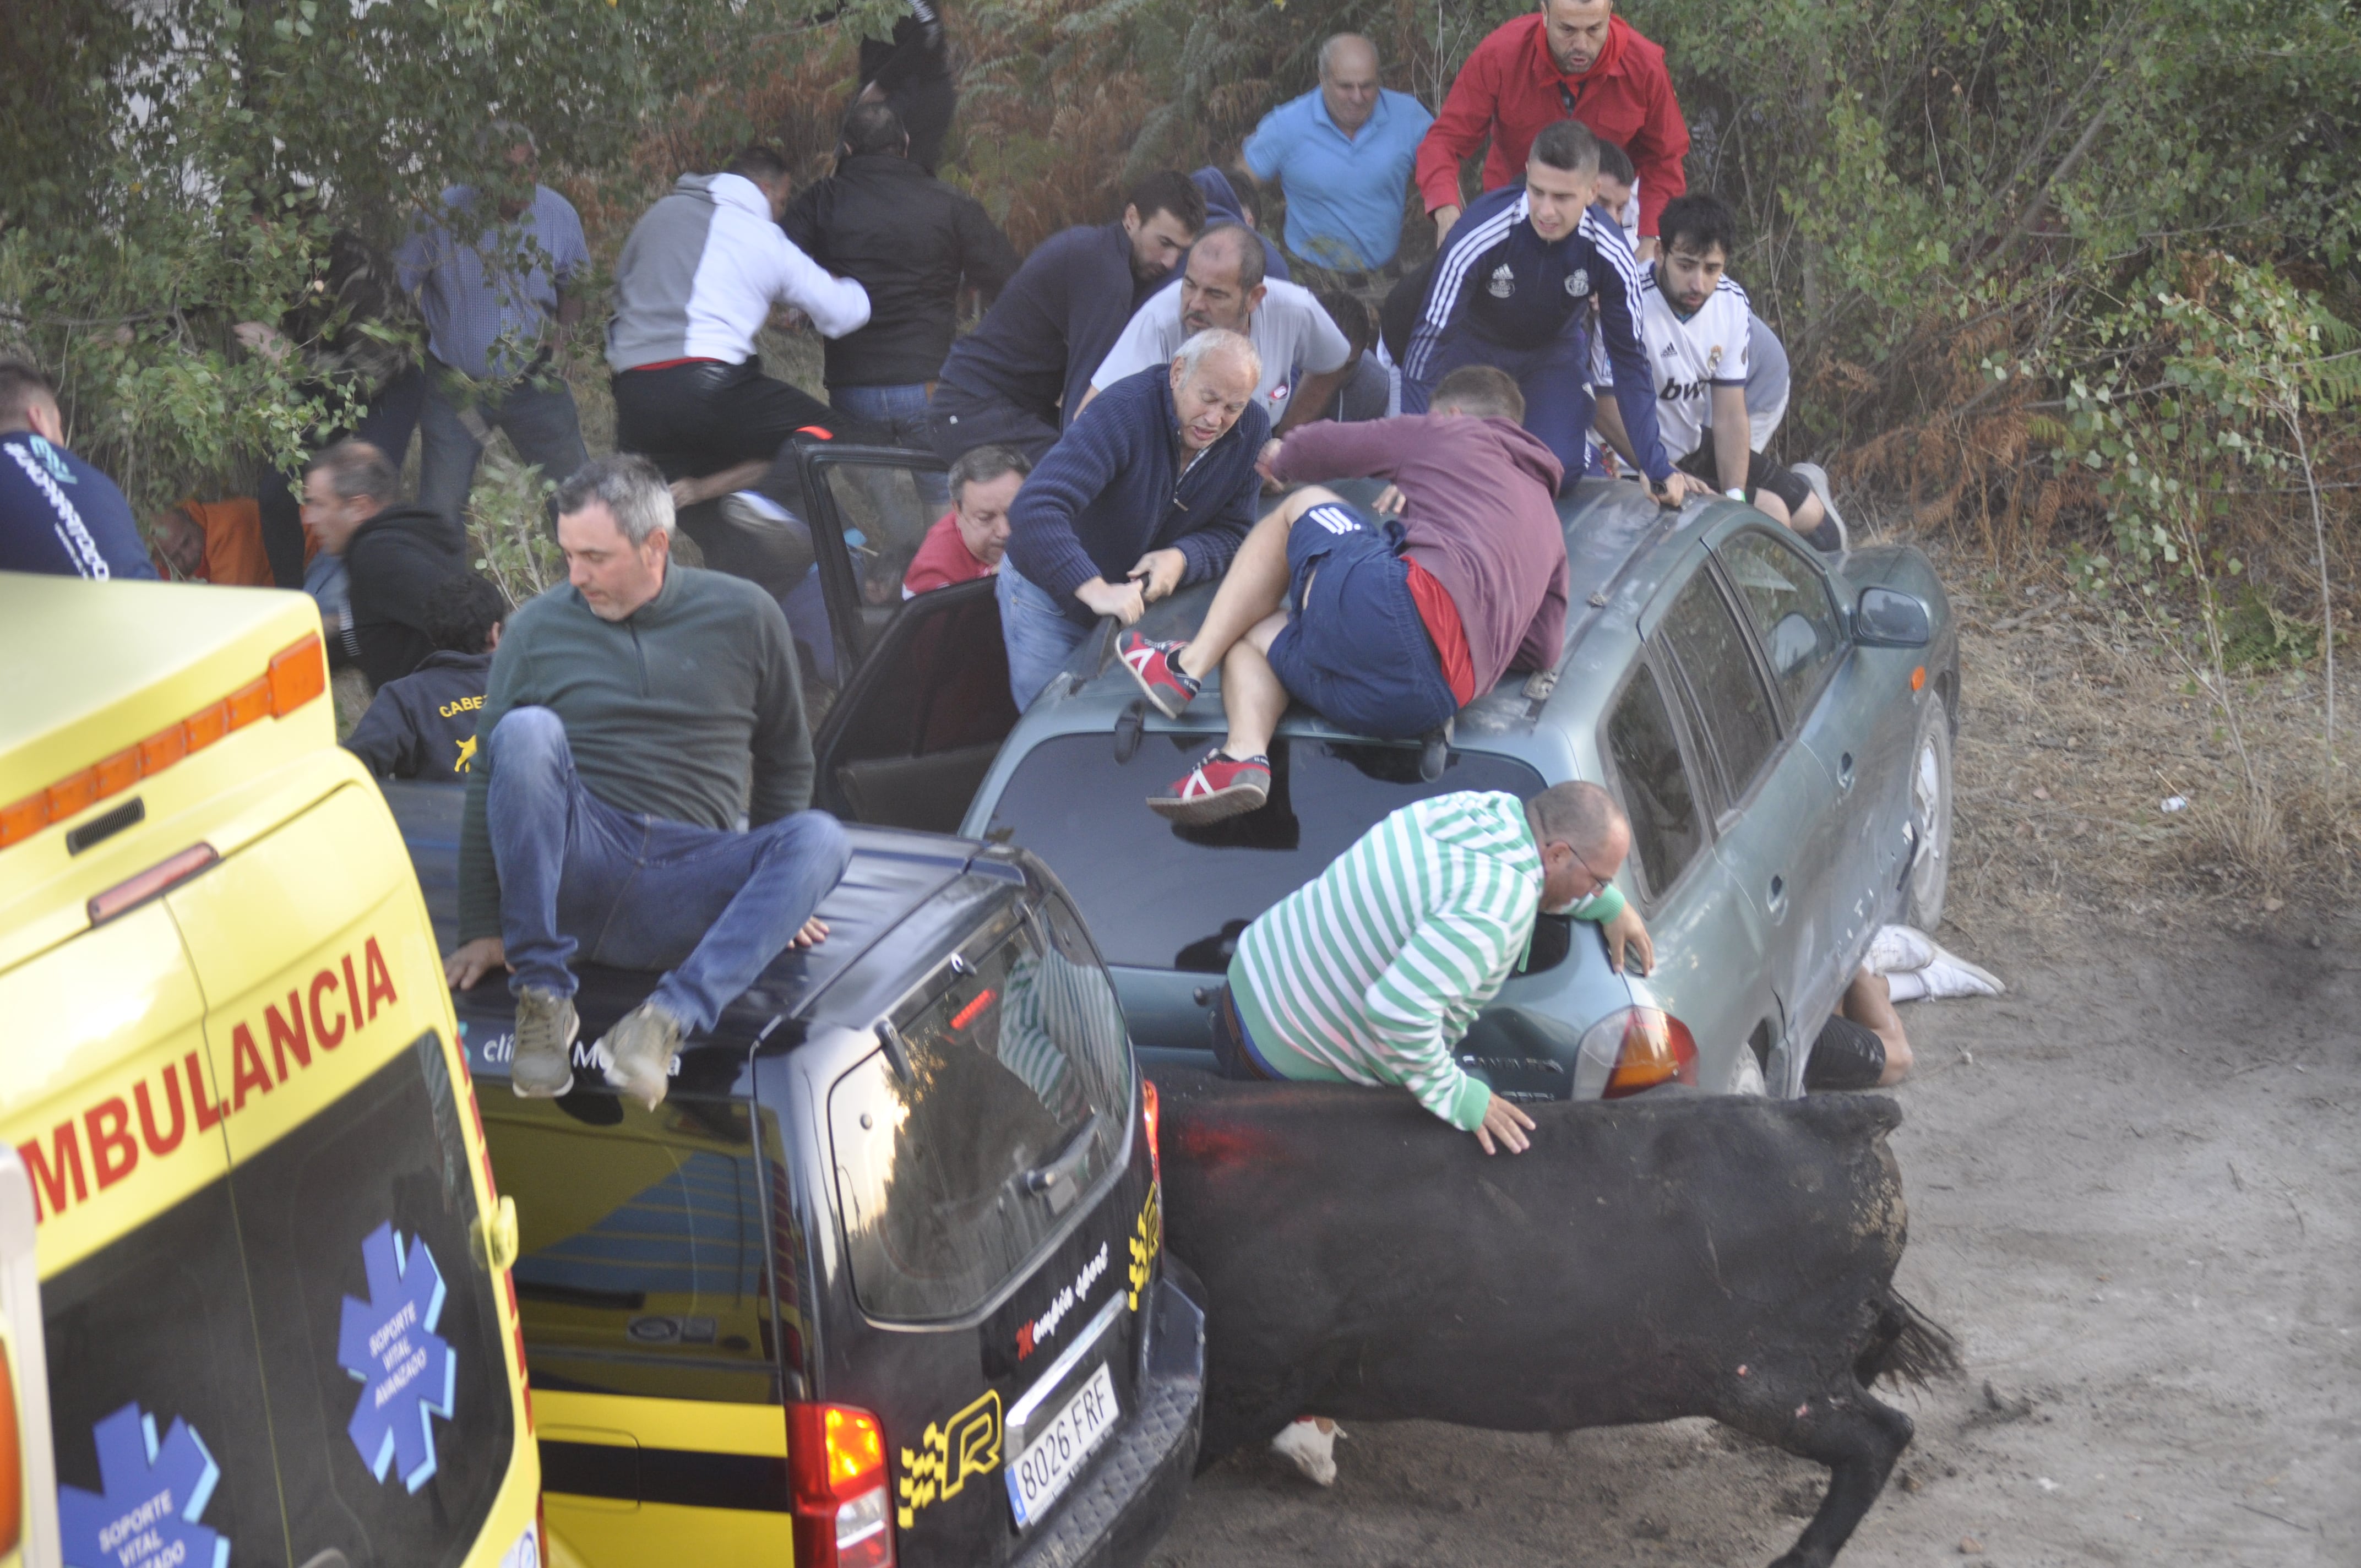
804;446;957;687
1594;651;1781;1093
1652;560;1847;1093
1712;528;1886;994
809;575;1020;834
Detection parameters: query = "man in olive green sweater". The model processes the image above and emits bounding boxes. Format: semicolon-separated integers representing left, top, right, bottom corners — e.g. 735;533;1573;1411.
445;454;850;1108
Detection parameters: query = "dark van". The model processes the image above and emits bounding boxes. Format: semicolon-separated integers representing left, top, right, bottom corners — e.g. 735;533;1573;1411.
386;783;1204;1568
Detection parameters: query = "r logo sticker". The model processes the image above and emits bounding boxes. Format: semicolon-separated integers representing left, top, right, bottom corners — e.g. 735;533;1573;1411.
896;1390;1003;1529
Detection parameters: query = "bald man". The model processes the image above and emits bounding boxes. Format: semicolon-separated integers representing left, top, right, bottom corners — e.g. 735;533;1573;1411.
1242;34;1435;279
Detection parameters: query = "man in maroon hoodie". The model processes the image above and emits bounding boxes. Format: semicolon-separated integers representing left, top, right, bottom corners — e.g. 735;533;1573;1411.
1416;0;1688;259
1118;364;1568;824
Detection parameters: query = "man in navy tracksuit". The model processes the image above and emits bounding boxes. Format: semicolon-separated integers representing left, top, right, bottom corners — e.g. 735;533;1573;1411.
998;330;1269;707
1400;120;1696;502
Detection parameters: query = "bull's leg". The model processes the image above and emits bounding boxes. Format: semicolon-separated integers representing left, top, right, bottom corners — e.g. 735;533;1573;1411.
1718;1381;1914;1568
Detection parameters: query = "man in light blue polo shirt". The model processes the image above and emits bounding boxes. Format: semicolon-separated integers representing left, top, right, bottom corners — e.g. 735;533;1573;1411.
396;126;592;526
1242;34;1434;277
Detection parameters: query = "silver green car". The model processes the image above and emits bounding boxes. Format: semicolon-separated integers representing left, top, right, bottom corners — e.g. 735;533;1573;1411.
934;480;1958;1101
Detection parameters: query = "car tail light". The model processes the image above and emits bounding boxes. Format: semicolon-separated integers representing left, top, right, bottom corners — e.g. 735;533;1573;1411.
1576;1007;1700;1099
1140;1079;1161;1188
788;1402;895;1568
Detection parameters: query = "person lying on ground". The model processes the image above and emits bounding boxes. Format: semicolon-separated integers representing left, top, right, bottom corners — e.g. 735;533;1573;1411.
1080;224;1354;435
997;329;1269;707
445;454;850;1110
606;146;872;492
1803;966;1915;1089
928;171;1205;465
344;571;509;782
1120;364;1568;824
150;496;274;586
1586;193;1839;549
902;443;1030;597
1207;781;1655;1156
303;439;469;686
0;360;155;582
1400;120;1700;502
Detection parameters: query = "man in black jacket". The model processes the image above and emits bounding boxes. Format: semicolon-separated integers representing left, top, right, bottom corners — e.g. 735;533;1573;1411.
782;102;1020;458
302;439;470;688
344;571;508;781
856;0;955;173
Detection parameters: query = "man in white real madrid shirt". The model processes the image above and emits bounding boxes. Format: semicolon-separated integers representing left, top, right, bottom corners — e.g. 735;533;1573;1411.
1590;193;1837;549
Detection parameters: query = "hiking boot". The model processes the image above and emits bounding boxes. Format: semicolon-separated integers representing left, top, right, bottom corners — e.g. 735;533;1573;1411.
510;986;578;1099
1791;461;1849;553
1117;631;1201;718
601;1001;685;1110
1148;748;1271;825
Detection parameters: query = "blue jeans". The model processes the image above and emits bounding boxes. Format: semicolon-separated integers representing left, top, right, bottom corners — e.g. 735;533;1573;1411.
418;360;591;526
830;383;950;511
998;565;1093;710
486;707;852;1034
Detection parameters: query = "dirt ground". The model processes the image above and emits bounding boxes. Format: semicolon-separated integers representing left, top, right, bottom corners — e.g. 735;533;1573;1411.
1144;563;2361;1567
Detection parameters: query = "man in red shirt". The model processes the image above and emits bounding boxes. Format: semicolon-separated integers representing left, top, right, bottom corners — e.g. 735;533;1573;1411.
1416;0;1688;259
1117;365;1568;824
901;443;1030;597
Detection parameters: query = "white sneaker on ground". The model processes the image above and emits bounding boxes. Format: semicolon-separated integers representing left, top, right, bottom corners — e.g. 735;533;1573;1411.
1270;1417;1344;1486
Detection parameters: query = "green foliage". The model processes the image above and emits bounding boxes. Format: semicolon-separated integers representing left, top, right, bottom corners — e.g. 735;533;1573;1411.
464;447;565;609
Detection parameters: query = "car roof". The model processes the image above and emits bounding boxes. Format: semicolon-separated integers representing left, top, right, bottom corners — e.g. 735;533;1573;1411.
0;572;320;804
1018;478;1710;746
384;780;1018;1041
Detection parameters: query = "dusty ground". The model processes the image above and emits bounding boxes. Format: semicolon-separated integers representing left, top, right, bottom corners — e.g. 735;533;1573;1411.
1145;565;2361;1567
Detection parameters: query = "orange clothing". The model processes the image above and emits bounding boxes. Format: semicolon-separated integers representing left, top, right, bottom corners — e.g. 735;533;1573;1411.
156;497;276;586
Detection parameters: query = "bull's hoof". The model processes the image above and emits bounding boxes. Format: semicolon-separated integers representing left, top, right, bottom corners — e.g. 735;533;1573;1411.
1270;1417;1343;1486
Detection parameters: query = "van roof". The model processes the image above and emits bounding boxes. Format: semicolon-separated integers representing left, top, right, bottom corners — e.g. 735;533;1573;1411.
0;573;321;805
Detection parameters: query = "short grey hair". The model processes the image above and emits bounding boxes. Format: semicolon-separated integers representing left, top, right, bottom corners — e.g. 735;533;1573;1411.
304;439;398;505
1172;327;1261;389
1526;780;1626;858
554;453;674;545
1318;33;1379;79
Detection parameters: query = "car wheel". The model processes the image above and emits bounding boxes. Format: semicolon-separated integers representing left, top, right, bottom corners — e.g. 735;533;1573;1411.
1724;1045;1768;1096
1903;696;1954;930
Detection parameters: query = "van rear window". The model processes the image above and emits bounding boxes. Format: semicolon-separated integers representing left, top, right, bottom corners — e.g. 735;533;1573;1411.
830;896;1132;1321
983;733;1548;970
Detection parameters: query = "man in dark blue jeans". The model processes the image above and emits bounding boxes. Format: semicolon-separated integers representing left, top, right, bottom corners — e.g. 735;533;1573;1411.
446;454;850;1108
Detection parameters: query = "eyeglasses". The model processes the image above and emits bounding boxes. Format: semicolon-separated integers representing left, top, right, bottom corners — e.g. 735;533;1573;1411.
1549;840;1605;896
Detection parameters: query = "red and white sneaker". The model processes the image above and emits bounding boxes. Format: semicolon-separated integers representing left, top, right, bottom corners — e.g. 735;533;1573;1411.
1118;630;1201;718
1148;748;1271;824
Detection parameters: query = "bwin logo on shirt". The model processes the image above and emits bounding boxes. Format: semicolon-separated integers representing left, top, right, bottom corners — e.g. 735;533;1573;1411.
1487;264;1516;299
1565;268;1589;298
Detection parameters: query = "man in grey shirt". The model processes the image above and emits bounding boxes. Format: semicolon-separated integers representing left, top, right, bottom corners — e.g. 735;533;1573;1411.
397;126;592;525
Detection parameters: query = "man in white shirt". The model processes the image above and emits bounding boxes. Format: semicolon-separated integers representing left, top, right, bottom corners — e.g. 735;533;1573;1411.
1590;194;1836;549
1081;225;1354;435
606;145;873;489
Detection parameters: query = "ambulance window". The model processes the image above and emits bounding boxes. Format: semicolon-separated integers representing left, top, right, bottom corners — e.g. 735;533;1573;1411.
484;1093;783;1406
43;1180;284;1566
829;895;1134;1322
230;1031;515;1568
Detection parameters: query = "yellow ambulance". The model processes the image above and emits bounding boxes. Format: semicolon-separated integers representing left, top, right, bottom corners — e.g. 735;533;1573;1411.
0;573;542;1568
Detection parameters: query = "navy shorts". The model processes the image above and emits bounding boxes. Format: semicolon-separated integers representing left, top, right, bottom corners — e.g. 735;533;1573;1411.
1264;499;1460;740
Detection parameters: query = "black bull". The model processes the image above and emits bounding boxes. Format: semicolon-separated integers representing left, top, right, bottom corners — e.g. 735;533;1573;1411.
1157;1072;1961;1568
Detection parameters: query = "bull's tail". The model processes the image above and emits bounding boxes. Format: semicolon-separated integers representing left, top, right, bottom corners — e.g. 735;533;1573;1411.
1855;1289;1963;1391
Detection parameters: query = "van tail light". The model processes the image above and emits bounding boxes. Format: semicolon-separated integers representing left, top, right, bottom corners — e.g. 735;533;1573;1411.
0;1340;20;1555
787;1402;895;1568
1577;1007;1700;1099
1140;1079;1161;1188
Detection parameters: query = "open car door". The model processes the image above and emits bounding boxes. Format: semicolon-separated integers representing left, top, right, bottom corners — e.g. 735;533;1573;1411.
810;574;1019;833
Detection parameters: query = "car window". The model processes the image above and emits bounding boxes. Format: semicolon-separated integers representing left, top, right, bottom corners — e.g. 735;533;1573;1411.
1604;662;1708;897
829;895;1133;1321
1661;570;1780;808
982;734;1548;971
486;1092;783;1404
820;461;944;643
1718;531;1845;716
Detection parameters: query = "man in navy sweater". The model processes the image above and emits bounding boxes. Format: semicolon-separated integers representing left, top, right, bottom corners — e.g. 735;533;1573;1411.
1401;119;1699;502
998;329;1269;707
929;172;1206;465
0;361;156;581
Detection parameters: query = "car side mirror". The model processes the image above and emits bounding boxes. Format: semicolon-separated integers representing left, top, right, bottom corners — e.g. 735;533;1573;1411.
1853;586;1932;648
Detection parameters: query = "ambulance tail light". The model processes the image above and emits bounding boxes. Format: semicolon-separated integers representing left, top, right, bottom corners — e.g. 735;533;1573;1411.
87;843;217;926
1141;1077;1162;1188
787;1402;895;1568
1576;1006;1700;1099
0;1337;20;1556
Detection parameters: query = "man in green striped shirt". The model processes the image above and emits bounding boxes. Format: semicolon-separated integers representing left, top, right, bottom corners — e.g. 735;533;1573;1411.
1213;781;1651;1154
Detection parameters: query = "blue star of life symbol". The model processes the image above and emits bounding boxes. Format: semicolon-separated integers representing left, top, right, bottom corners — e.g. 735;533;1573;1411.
57;1402;229;1568
337;1221;456;1493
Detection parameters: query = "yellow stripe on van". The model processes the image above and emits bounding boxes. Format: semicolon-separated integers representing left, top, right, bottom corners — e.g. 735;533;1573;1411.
533;1391;787;1456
